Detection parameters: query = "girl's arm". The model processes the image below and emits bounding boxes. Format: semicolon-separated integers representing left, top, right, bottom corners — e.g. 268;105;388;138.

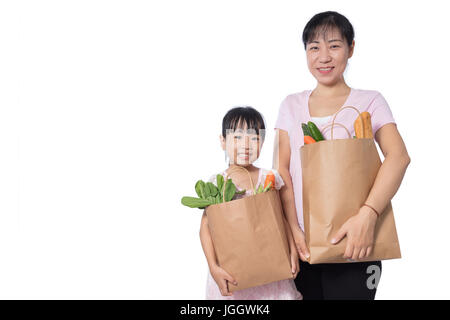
199;211;219;270
200;210;237;296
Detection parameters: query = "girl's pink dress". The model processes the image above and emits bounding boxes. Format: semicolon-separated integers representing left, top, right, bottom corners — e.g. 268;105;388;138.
204;167;302;300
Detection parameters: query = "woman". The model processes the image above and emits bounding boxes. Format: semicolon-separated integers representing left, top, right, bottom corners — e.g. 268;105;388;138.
273;11;411;300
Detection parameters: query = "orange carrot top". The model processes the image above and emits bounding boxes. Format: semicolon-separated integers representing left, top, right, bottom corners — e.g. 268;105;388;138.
263;171;276;191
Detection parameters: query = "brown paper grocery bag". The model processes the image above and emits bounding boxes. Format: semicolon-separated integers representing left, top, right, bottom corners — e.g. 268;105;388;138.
300;106;401;264
205;166;293;292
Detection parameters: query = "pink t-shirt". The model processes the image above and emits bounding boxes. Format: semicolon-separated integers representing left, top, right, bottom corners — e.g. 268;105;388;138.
274;88;396;231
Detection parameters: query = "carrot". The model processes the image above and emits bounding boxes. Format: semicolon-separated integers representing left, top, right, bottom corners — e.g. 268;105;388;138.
304;136;316;144
263;172;276;191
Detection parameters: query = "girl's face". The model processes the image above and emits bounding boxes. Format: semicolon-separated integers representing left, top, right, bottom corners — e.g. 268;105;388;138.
305;27;354;86
220;123;263;166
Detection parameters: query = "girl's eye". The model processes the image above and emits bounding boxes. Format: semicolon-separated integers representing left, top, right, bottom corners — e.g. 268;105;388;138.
330;45;340;49
234;136;241;139
309;46;319;51
252;137;259;141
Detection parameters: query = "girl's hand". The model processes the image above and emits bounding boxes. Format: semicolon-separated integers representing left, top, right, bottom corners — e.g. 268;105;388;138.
331;206;378;260
289;244;300;278
291;225;310;262
210;264;238;297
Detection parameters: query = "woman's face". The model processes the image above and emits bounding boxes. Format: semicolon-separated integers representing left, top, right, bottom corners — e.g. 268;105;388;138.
220;123;263;166
305;27;354;86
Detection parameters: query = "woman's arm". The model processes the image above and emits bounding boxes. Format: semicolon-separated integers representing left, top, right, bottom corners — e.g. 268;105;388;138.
332;123;411;259
274;129;310;261
366;123;411;216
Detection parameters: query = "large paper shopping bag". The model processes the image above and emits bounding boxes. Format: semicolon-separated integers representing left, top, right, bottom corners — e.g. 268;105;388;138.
205;166;293;292
300;106;401;264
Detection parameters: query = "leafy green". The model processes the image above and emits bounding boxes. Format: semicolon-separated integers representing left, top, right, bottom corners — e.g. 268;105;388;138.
181;197;213;209
203;181;211;198
224;179;236;202
262;181;272;193
195;180;206;199
206;182;218;197
182;173;254;211
215;193;221;204
216;174;224;195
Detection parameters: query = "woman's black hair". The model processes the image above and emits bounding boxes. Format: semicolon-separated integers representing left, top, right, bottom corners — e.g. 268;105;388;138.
302;11;354;49
222;106;266;141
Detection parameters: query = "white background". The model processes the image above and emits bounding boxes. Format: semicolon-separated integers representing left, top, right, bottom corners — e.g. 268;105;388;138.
0;0;448;299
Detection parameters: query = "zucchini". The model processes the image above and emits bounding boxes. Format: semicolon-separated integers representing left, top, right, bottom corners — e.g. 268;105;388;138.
301;123;312;136
307;121;325;141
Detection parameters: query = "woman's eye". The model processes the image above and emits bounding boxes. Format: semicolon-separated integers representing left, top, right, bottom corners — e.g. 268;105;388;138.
234;136;241;139
330;45;340;49
309;46;319;51
252;137;259;141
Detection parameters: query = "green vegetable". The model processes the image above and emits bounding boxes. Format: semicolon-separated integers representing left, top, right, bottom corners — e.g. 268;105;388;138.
262;181;272;193
195;180;206;199
203;182;211;198
224;179;236;202
216;174;224;195
307;121;325;141
215;193;221;204
254;183;266;194
206;182;218;197
302;123;312;137
182;174;251;211
181;197;212;209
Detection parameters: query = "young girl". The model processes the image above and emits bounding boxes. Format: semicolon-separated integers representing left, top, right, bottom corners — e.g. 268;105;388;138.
199;106;302;300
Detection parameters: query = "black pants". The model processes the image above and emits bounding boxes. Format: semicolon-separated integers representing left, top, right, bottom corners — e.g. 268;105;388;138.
294;260;382;300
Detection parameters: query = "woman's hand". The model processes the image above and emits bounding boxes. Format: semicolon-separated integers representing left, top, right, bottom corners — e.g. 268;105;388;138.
331;206;378;260
289;244;300;278
210;264;238;297
291;225;310;262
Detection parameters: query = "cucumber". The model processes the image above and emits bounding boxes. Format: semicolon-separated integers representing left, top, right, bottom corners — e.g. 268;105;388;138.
301;123;312;137
307;121;325;141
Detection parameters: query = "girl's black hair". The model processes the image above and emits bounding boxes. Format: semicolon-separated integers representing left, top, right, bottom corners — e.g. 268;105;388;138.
302;11;354;49
222;106;266;141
